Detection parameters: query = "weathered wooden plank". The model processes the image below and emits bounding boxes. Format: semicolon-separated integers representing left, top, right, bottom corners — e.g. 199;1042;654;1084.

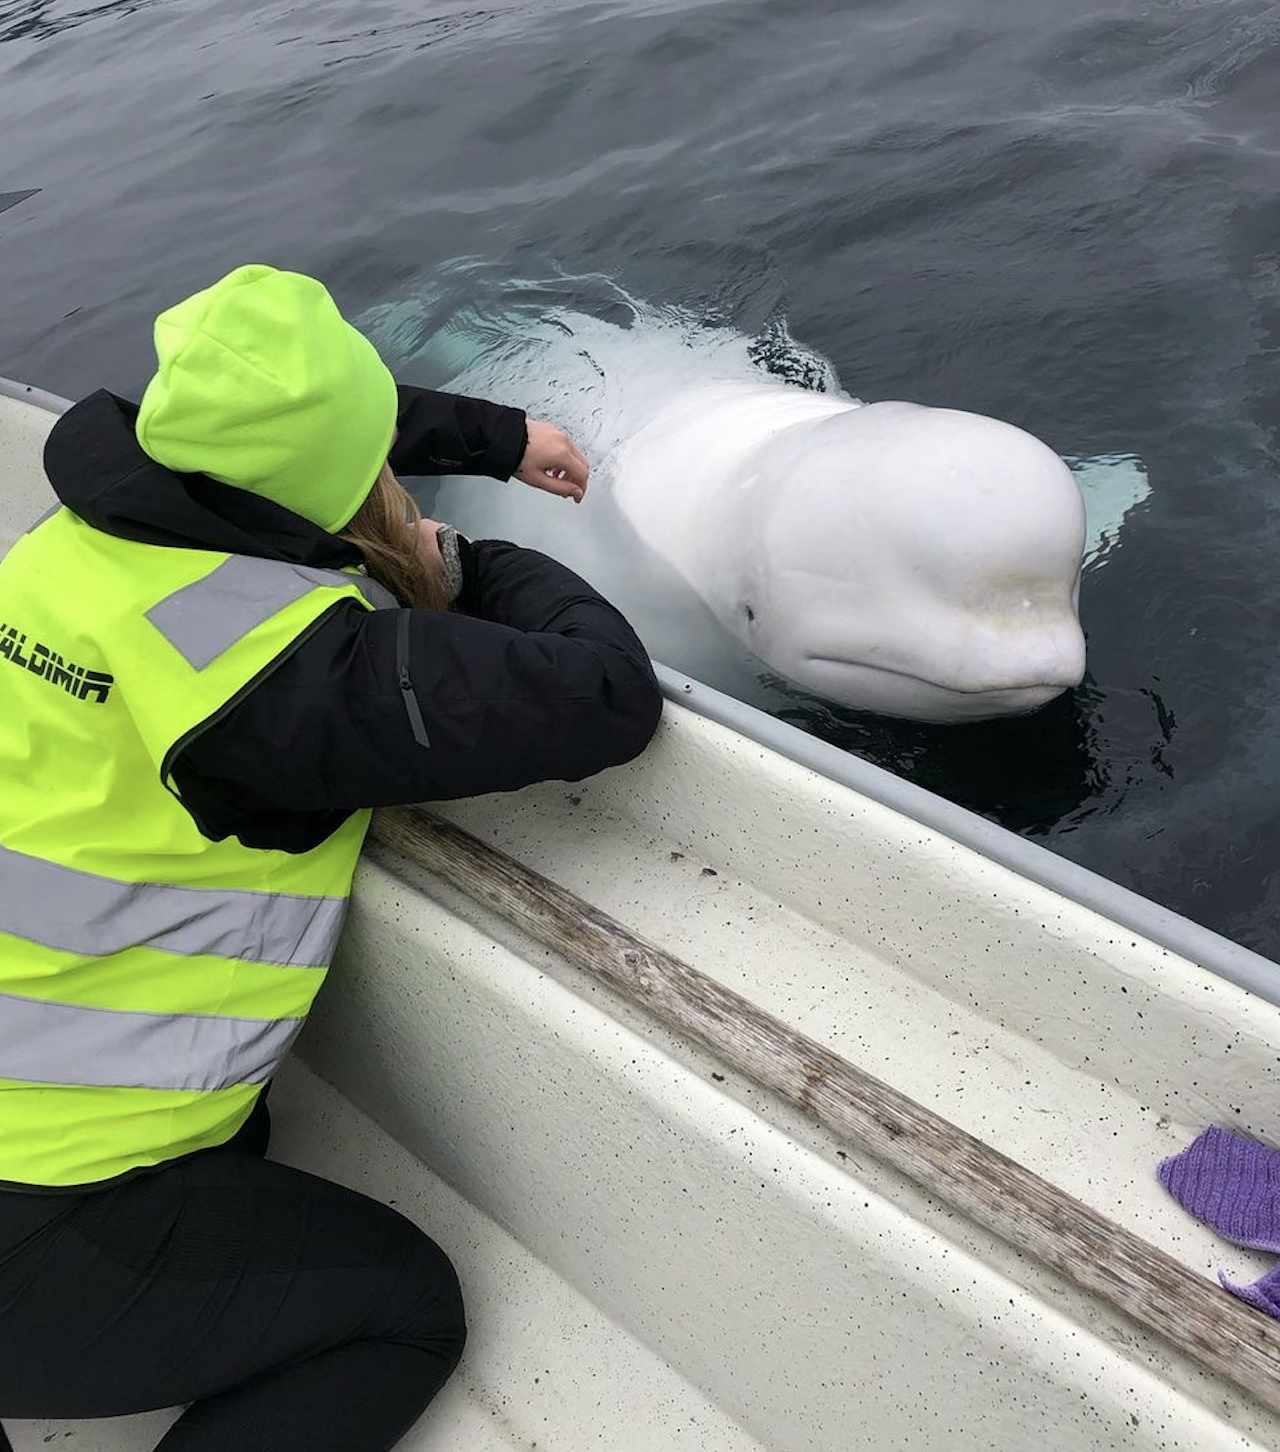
372;805;1280;1418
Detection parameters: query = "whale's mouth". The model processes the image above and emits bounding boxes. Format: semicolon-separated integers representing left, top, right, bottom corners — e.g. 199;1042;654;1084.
797;654;1078;720
804;656;1077;698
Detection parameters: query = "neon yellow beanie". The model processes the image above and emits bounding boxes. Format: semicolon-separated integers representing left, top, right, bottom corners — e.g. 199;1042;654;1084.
135;264;397;533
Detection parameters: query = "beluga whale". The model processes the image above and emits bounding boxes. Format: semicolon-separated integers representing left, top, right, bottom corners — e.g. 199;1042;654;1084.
367;274;1135;724
610;383;1087;721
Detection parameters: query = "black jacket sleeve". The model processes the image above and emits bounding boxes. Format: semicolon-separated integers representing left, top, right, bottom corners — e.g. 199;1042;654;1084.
170;542;663;852
389;385;528;480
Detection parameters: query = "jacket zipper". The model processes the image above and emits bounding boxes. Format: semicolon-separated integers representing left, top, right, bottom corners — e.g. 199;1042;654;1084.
397;608;431;749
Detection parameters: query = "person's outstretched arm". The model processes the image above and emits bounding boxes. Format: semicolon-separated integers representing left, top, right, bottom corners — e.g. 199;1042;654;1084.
391;386;589;500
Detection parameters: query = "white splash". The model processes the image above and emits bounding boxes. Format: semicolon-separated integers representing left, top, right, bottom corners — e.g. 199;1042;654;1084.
1069;453;1152;568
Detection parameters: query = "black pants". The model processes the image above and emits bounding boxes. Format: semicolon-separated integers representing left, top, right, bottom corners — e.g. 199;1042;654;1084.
0;1101;466;1451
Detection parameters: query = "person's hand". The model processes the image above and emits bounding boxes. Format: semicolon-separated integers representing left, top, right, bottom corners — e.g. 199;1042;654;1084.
514;419;590;503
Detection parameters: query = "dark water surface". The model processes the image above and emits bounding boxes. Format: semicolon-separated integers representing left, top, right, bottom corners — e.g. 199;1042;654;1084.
3;0;1280;956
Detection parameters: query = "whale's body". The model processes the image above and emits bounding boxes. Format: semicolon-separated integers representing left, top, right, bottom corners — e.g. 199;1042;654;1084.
610;382;1087;721
376;282;1142;723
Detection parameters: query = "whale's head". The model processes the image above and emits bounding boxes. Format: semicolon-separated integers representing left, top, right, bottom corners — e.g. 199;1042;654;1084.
707;401;1087;722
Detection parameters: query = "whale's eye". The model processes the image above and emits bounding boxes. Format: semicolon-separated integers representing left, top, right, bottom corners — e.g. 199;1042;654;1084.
744;605;756;624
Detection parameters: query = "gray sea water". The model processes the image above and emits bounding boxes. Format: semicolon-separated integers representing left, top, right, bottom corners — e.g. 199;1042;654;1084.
2;0;1280;958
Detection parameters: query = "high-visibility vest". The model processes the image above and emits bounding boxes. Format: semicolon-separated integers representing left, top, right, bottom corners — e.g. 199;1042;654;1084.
0;505;395;1187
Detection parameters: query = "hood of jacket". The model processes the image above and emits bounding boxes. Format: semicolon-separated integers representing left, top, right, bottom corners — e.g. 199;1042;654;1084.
41;390;363;569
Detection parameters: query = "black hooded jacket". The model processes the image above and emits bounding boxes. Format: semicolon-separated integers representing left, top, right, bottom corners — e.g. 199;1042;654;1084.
40;388;662;853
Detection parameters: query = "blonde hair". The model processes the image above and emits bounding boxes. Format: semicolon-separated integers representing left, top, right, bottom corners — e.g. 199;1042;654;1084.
341;462;451;611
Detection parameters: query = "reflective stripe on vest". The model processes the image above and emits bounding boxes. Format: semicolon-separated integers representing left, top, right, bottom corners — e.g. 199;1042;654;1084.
0;990;301;1092
147;557;396;670
0;843;343;968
